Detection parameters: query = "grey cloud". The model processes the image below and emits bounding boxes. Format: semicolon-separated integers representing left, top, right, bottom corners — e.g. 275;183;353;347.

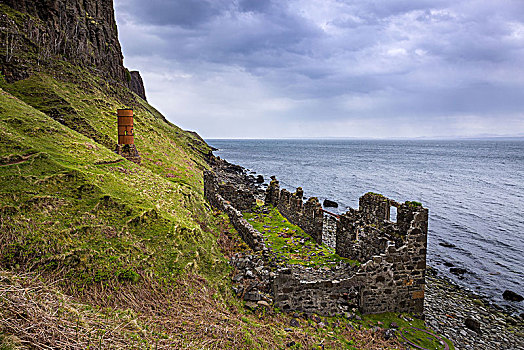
115;0;524;138
117;0;228;27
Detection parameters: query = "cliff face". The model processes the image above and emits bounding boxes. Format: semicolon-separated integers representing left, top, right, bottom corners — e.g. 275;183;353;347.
0;0;126;82
129;70;147;101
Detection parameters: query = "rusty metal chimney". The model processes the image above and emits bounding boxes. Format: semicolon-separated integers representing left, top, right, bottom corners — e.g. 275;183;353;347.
117;108;134;144
115;108;141;164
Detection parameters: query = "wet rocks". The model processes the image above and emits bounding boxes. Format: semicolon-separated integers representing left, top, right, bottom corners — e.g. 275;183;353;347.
450;267;468;276
323;199;338;208
502;290;523;302
465;317;482;334
256;175;264;183
425;274;524;350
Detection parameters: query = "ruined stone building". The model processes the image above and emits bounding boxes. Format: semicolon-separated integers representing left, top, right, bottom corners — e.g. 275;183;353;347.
204;168;428;316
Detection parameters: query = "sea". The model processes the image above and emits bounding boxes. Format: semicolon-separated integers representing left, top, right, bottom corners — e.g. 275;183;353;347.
207;139;524;314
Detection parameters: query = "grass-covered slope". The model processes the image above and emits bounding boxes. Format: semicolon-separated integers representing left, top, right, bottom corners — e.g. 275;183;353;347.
0;70;224;287
0;83;409;349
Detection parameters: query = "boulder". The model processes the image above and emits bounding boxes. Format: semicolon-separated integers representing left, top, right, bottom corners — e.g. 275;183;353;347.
256;175;264;183
323;199;338;208
502;290;523;302
450;267;468;275
465;317;482;334
439;242;457;248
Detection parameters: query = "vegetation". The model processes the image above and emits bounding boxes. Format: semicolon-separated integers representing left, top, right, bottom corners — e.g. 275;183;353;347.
244;205;358;268
405;201;423;207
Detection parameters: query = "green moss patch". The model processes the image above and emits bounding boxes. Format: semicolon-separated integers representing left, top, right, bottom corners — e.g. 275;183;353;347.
244;205;358;268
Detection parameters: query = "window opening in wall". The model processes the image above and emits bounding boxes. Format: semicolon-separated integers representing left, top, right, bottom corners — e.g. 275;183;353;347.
390;206;397;222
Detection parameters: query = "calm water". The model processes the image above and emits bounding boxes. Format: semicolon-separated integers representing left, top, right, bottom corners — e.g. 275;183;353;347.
208;139;524;313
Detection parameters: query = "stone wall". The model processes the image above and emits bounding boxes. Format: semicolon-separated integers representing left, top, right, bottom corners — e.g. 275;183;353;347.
115;144;141;165
204;170;262;250
357;207;428;314
265;179;323;244
205;171;429;316
204;169;255;212
273;266;360;316
335;193;428;314
322;215;337;249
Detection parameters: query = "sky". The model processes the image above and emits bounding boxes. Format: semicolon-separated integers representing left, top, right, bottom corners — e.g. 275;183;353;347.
114;0;524;139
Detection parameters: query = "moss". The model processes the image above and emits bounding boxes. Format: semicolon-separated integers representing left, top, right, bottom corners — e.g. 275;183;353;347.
365;192;385;198
364;313;455;349
405;201;423;207
244;206;358;268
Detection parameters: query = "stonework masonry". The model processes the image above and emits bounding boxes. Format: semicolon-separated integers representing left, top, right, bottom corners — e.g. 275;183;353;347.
266;179;323;244
204;169;428;316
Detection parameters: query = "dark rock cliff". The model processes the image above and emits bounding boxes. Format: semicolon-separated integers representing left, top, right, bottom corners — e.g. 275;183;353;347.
0;0;126;83
129;70;147;101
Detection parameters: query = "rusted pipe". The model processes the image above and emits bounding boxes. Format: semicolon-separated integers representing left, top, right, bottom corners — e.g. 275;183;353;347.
117;108;134;144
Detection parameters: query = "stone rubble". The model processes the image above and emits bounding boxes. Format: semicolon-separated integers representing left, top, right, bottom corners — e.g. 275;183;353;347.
425;272;524;350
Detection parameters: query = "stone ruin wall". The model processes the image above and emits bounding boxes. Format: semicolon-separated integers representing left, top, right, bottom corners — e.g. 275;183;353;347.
265;179;323;244
204;170;262;251
272;266;360;316
204;170;256;212
342;196;428;314
204;169;428;316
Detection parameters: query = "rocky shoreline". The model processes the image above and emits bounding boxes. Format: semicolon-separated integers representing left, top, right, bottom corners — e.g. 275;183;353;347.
210;157;523;349
425;269;523;350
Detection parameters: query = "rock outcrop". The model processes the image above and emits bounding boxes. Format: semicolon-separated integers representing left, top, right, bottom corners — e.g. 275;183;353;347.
0;0;126;83
129;71;147;101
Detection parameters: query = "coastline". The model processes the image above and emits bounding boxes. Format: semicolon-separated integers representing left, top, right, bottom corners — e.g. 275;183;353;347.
211;154;523;349
425;269;523;349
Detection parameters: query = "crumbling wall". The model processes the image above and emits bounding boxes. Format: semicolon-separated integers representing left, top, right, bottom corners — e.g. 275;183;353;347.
273;266;360;316
322;215;337;249
216;182;256;211
207;172;428;316
265;179;323;244
357;206;428;314
335;193;428;314
204;170;262;250
204;170;255;211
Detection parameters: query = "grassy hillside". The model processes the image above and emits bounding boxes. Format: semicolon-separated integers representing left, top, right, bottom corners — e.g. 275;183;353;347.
0;4;433;350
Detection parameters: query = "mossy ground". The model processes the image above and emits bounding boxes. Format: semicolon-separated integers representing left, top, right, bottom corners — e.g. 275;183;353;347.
244;205;358;268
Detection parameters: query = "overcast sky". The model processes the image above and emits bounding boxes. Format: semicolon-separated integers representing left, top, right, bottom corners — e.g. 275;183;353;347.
114;0;524;139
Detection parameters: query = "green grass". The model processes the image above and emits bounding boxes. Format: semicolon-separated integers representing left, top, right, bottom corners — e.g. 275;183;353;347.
364;313;455;350
0;71;226;288
244;205;358;268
